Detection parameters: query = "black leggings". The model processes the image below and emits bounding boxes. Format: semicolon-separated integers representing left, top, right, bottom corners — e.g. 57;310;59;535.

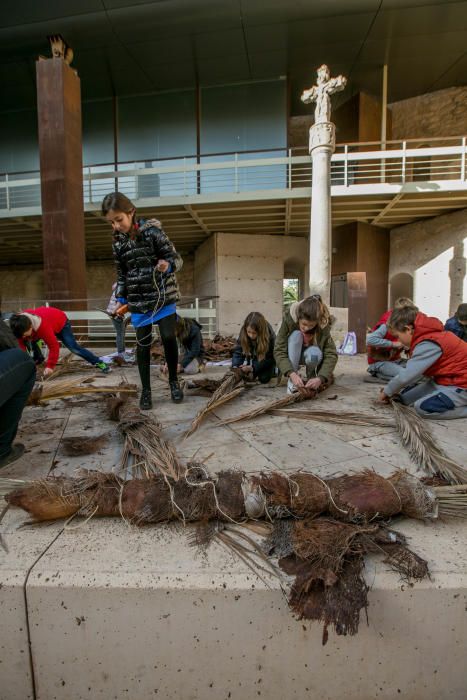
135;313;178;390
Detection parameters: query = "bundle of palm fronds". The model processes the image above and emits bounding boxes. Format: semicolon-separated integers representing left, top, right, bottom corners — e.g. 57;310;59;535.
7;467;449;526
8;467;449;642
184;368;246;438
108;397;183;480
390;400;467;484
27;378;137;405
203;334;236;361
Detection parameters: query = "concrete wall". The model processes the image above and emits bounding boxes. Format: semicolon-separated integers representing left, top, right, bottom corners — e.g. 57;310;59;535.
389;208;467;321
0;256;195;310
199;233;309;337
390;87;467;140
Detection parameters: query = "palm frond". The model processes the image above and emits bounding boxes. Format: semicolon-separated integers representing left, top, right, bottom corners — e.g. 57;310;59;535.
391;400;467;484
184;369;245;438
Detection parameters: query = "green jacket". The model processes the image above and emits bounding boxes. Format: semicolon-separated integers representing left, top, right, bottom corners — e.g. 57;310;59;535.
274;302;338;382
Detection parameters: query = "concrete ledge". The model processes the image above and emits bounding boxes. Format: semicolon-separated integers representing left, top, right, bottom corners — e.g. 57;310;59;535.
1;512;466;700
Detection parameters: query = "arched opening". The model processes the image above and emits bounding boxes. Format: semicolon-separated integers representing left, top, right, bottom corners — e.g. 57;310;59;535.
389;272;414;307
283;257;305;307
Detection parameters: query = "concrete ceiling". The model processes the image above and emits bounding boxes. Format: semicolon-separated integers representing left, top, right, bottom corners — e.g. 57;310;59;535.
1;0;466;115
3;188;467;265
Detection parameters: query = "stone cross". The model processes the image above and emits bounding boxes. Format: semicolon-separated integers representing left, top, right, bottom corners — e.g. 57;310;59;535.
301;64;347;123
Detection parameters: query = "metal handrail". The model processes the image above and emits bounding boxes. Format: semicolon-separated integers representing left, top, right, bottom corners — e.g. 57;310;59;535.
1;139;466;212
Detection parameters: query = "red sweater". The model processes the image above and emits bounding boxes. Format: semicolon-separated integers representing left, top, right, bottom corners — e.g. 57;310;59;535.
18;306;67;370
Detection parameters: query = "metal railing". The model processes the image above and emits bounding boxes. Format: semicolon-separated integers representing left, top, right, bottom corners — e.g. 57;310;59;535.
1;297;218;343
0;137;466;213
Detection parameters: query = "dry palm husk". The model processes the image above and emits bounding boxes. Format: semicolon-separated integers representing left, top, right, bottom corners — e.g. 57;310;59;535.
390;400;467;484
61;433;110;456
27;378;137;405
184;368;246;438
48;353;94;379
7;467;443;644
203;334;236;361
6;468;447;526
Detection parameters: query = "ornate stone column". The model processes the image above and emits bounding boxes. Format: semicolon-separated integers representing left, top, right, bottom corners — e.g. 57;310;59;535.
301;65;347;303
308;122;336;302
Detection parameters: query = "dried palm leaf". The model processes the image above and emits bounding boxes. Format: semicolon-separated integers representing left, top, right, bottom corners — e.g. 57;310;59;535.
390;400;467;484
270;408;396;427
432;484;467;518
27;378;137;405
219;392;305;425
184;368;245;438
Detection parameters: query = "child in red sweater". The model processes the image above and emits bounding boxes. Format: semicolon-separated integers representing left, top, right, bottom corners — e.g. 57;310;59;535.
9;306;110;378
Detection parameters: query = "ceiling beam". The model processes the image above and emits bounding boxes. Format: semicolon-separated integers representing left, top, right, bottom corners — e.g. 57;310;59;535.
183;205;211;235
371;194;404;225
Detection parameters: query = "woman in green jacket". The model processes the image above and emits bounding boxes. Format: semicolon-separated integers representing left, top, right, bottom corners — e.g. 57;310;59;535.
274;295;338;394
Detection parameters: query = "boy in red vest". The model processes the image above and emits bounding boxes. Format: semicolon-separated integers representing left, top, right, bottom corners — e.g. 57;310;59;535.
378;306;467;419
366;297;418;382
9;306;110;378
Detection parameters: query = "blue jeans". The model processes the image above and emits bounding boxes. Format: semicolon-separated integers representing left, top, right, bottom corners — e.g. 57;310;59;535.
56;320;101;366
112;317;126;355
0;349;36;458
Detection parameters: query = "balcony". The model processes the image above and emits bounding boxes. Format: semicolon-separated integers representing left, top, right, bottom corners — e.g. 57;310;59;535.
1;137;466;263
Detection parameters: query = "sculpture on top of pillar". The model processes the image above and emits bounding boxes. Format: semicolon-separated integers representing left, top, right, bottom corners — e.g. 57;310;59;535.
300;65;347;303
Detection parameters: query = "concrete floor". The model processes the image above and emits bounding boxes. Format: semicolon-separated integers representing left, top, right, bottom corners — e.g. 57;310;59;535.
1;354;467;700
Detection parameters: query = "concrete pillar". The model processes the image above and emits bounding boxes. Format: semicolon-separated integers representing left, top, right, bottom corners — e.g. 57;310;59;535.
308;122;336;303
36;58;87;309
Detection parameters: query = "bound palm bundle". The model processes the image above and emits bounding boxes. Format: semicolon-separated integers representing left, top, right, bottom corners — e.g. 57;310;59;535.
184;368;246;438
390;400;467;484
108;397;184;480
6;467;451;526
27;378;137;405
7;467;446;643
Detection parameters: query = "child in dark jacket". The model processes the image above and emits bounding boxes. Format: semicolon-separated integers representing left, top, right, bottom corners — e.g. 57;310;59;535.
445;303;467;342
9;306;110;378
274;295;337;394
0;320;36;467
379;306;467;419
176;317;205;375
102;191;183;409
232;312;276;384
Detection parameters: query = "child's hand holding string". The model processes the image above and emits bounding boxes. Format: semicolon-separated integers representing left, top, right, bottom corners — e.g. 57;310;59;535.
156;259;169;273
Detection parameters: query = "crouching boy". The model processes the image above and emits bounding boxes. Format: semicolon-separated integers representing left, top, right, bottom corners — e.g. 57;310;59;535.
379;306;467;419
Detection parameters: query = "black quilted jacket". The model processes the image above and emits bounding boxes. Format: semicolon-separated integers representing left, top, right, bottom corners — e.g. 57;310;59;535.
112;219;183;314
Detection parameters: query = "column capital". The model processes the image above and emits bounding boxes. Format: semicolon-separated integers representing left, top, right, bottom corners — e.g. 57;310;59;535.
308;121;336;154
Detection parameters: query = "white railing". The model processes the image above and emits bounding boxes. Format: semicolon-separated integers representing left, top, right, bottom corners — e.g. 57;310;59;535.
1;297;218;343
1;138;466;213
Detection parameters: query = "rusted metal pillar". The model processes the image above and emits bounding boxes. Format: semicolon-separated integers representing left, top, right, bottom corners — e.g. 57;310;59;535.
36;58;87;310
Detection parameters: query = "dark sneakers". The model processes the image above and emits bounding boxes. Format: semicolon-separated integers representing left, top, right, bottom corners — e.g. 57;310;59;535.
139;388;153;410
169;380;184;403
0;443;26;469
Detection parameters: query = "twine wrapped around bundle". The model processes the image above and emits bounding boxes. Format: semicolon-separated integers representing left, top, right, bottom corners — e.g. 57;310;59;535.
5;468;444;525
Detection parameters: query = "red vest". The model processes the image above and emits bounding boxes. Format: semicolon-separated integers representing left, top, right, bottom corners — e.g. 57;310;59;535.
410;312;467;388
367;310;402;365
